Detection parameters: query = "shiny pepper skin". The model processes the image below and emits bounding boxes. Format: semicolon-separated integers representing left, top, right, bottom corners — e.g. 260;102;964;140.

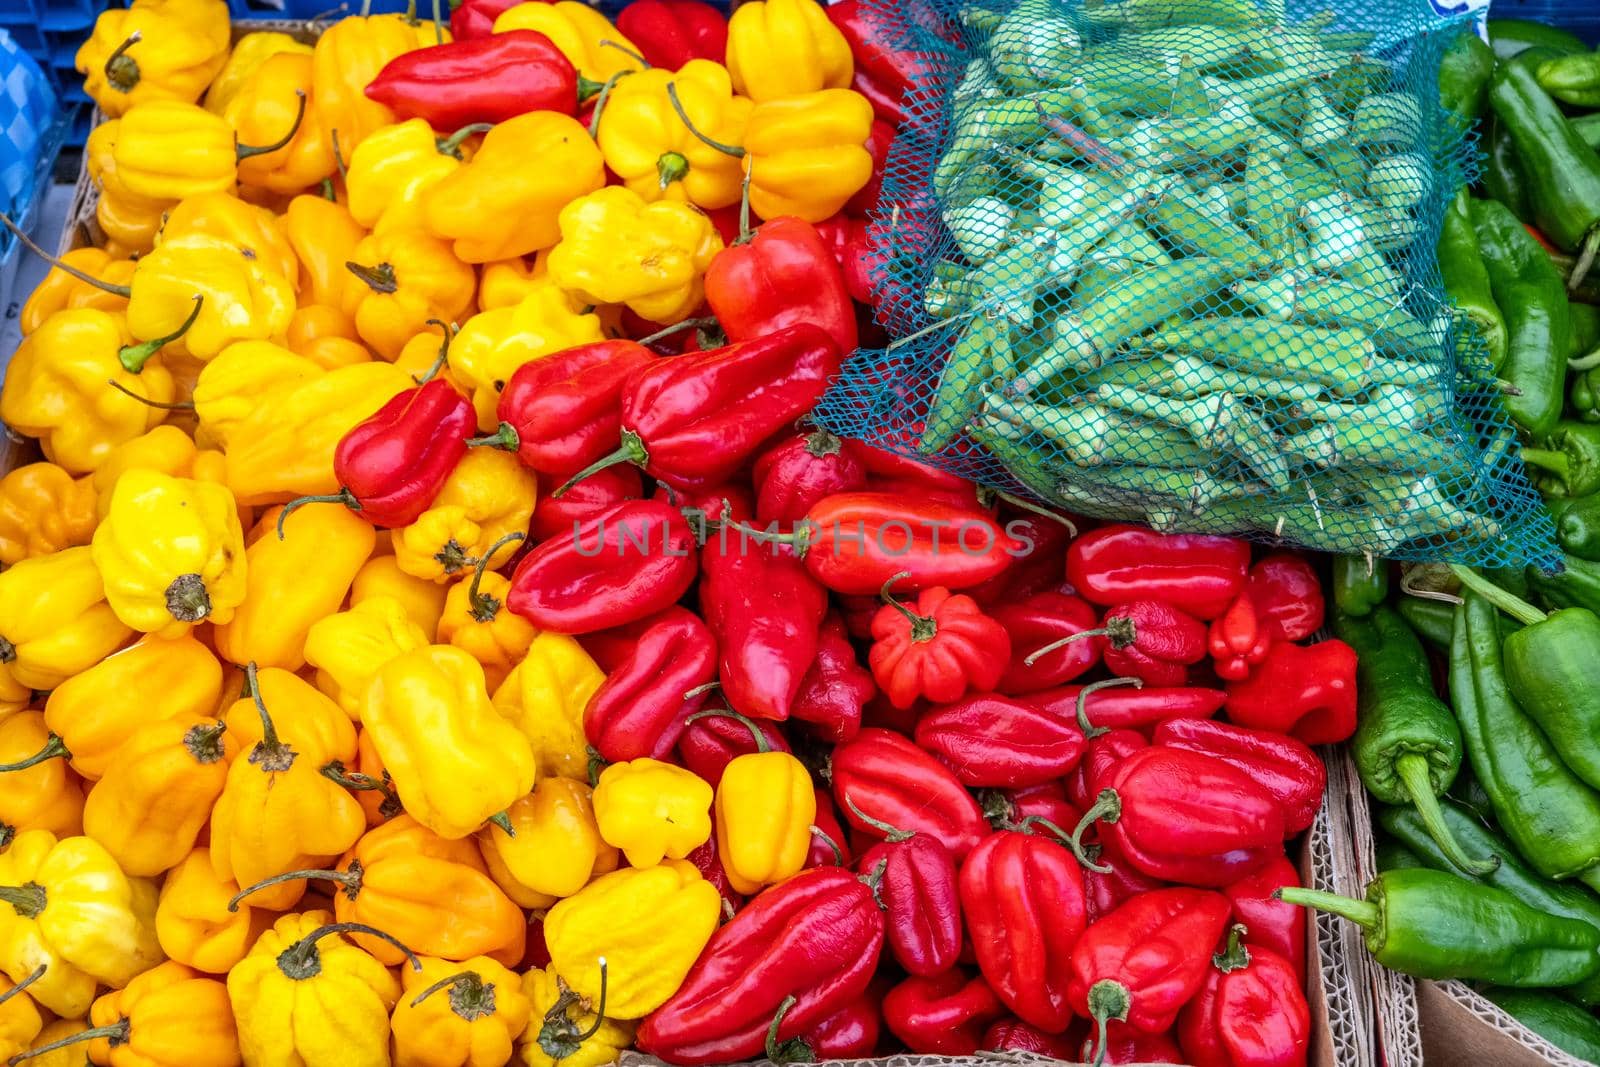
993;591;1104;695
725;0;852;102
677;709;790;787
393;957;531;1067
1096;600;1209;687
833;728;988;859
593;758;714;868
342;228;476;361
1176;926;1311;1067
883;968;1006;1056
752;430;867;525
1067;525;1251;621
346;118;464;233
869;584;1010;709
154;848;271;974
20;247;133;334
0;463;97;566
310;12;443;154
451;285;609;429
856;832;962;977
493;631;607;782
76;0;231;116
742;89;875;222
495;339;658;478
915;693;1087;789
205;30;310;114
81;960;241;1067
0;712;85;840
303;596;430;721
393;449;537;584
437;567;538;693
715;742;816;894
326;377;477;530
595;60;750;210
491;1;645;86
0;546;133;699
477;777;618;908
228;52;333;195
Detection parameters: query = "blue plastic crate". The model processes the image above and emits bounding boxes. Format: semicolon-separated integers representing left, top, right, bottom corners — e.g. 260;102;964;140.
1490;0;1600;44
0;26;63;279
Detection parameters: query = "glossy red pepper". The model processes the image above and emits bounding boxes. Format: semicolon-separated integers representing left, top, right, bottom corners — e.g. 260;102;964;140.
497;339;656;477
806;787;852;869
798;990;881;1059
1060;600;1208;687
1176;925;1311;1067
1084;838;1169;924
915;693;1085;788
1224;856;1307;983
960;830;1088;1033
1067;524;1251;620
1090;1024;1186;1066
615;0;727;68
1246;554;1324;641
704;217;857;354
1153;718;1323;835
868;578;1009;709
687;831;741;918
831;728;987;859
1035;684;1226;738
1208;592;1274;682
991;590;1102;694
507;499;699;633
983;1018;1079;1058
583;605;718;762
882;969;1006;1055
1068;887;1232;1056
1081;747;1286;886
563;324;842;492
636;867;886;1065
751;430;867;525
853;815;962;977
365;31;591;129
826;1;915;125
449;0;534;38
531;465;643;542
1065;728;1147;809
1224;639;1359;745
847;120;895;215
984;781;1082;833
811;215;875;307
967;516;1075;607
677;707;791;787
854;443;986;510
790;613;874;744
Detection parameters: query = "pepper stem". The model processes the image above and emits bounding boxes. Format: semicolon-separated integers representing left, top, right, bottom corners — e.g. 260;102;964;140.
236;90;307;160
1023;627;1105;667
0;883;46;919
1449;565;1547;627
637;316;719;347
0;965;45;1007
1019;814;1110;872
657;151;689;190
244;661;297;773
411;970;497;1021
808;825;843;866
6;1018;129;1063
0;213;131;298
550;430;648;498
1069;788;1122;861
229;862;363;911
1519;447;1571;483
435;122;493;159
1570;224;1600;293
331;129;348;182
665;82;745;159
842;792;915;842
1275;886;1379;929
164;573;212;624
1085;980;1131;1067
119;294;203;373
586;70;632;139
346;260;398;294
276;489;360;540
573;957;608;1041
575;73;607;103
0;733;69;773
104;380;195;410
415;319;455;384
276;922;421;980
685;708;773;754
467;532;524;621
879;571;937;642
764;994;816;1064
322;760;401;817
736;160;753;244
598;38;649;66
1073;676;1143;739
487;810;515;836
103;31;141;92
465;422;520;451
1213;923;1252;973
1394;753;1499;876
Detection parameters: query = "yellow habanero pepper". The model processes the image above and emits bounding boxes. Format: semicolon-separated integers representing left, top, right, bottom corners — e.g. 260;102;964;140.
436;548;537;692
352;554;450;636
743;89;875;222
81;711;238;879
304;596;430;720
342;227;476;361
190;342;322;451
425;112;606;264
155;848;274;975
55;960;242;1067
20;248;133;334
543;861;720;1019
347;119;471;234
20;1019;93;1067
0;712;86;840
547;186;722;325
209;665;364;911
285;193;369;308
76;0;231;117
0;309;179;474
0;464;96;567
91;471;248;637
312;13;444;156
158;192;301;290
394;451;536;583
492;2;644;85
362;645;537;840
394;956;531;1067
477;778;618;908
0;546;132;697
205;30;312;114
287;302;359;347
521;964;635;1067
597;60;751;209
0;830;164;1018
91;426;200;517
477;256;541;312
85;119;173;255
448;285;606;429
392;322;465;392
711;717;816;893
726;0;852;102
228;53;336;196
110;98;311;202
213;504;376;670
125;240;297;363
227;910;407;1067
592;759;713;869
0;968;44;1064
492;632;605;782
45;633;223;780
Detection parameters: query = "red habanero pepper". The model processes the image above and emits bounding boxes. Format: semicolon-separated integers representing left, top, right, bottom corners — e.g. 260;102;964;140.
616;0;728;69
852;809;962;977
577;611;663;673
960;830;1088;1033
669;484;751;526
806;787;852;869
1083;839;1168;924
832;728;987;859
704;217;858;354
636;867;886;1065
751;429;867;526
1224;639;1359;746
1176;925;1311;1067
992;591;1102;694
1090;1024;1185;1066
687;833;742;918
1066;728;1147;809
1080;747;1287;886
1035;683;1226;737
868;576;1009;709
560;324;842;493
1224;857;1307;983
677;708;791;787
826;1;915;125
506;499;699;633
583;606;718;763
1029;600;1206;687
847;120;895;216
450;0;536;38
882;969;1006;1055
1068;887;1232;1056
1246;554;1324;640
497;340;657;477
365;32;593;129
791;613;874;744
799;990;881;1058
985;781;1082;833
1067;524;1251;620
1209;592;1274;682
277;377;474;532
984;1019;1079;1058
531;465;643;542
1153;718;1324;835
854;443;986;510
967;515;1074;607
915;693;1085;789
811;215;873;307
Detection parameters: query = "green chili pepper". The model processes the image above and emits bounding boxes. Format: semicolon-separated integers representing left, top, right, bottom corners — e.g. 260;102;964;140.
1548;497;1600;562
1484;989;1600;1058
982;396;1210;468
1528;553;1600;618
1521;422;1600;499
1575;113;1600;153
944;196;1016;261
1453;592;1600;887
1093;383;1290;490
1079;0;1264;31
989;0;1083;93
1375;838;1427;872
1148;316;1392;397
1233;275;1442;355
1280;866;1600;985
1332;554;1389;616
1395;598;1456;649
1537;53;1600;110
1437;189;1509;371
1488;19;1589;61
1283;419;1459;473
1338;606;1499;876
920;313;1006;454
1439;30;1496;134
1575;370;1600;423
1145;179;1265;262
1483;116;1534;223
1449;765;1500;824
1470;198;1570;436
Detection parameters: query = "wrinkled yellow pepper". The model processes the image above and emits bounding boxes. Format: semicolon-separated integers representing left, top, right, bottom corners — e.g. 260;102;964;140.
0;711;85;841
592;758;713;868
714;731;816;894
311;13;444;156
491;632;605;782
111;99;307;201
492;2;644;85
436;556;538;692
204;29;311;114
228;52;334;196
191;342;322;452
342;227;476;361
726;0;853;102
547;186;723;325
92;471;247;637
393;956;531;1067
285;193;369;309
0;546;132;697
125;239;297;362
84;959;241;1067
0;830;164;1018
304;596;430;719
91;426;199;516
522;964;636;1067
448;285;606;428
425;112;606;263
477;256;542;312
347;119;467;233
158;191;302;289
393;450;537;583
362;645;536;840
0;967;43;1063
744;89;875;222
155;848;273;975
76;0;231;117
0;463;97;567
597;60;751;209
543;862;720;1020
352;554;450;637
85;118;173;255
20;247;133;334
477;778;618;908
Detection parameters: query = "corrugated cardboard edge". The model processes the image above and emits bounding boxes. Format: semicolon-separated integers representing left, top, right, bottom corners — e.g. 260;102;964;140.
1418;982;1591;1067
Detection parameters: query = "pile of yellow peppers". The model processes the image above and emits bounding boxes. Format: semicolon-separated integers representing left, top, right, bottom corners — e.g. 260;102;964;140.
0;0;877;1063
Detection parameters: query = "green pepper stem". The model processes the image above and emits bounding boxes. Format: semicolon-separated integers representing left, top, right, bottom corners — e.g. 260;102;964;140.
0;965;45;1007
1023;628;1105;667
993;490;1077;532
410;968;485;1008
575;73;607;103
102;31;141;91
1275;886;1379;928
586;69;633;139
435;122;493;159
1394;753;1500;876
487;810;515;836
0;733;69;773
808;825;843;866
278;922;421;980
1085;980;1131;1067
104;379;195;410
1213;923;1251;973
1570;346;1600;372
6;1019;129;1063
276;489;360;540
229;864;361;912
0;883;46;919
330;128;348;182
1520;447;1571;482
665;82;745;159
243;661;296;773
1072;676;1142;738
321;760;400;815
841;793;915;841
346;260;398;294
1019;815;1110;872
1449;565;1547;627
684;708;773;754
597;38;648;67
467;531;523;621
878;571;937;642
1069;788;1122;861
465;422;520;451
1571;225;1600;294
236;90;307;160
119;295;204;373
764;994;815;1064
550;430;648;498
637;316;719;347
415;319;455;384
0;213;131;298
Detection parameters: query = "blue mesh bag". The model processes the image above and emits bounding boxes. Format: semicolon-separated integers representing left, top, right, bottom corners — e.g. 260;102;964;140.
813;0;1559;567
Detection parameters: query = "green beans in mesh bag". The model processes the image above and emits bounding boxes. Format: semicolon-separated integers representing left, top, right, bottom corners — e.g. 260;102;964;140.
813;0;1558;566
